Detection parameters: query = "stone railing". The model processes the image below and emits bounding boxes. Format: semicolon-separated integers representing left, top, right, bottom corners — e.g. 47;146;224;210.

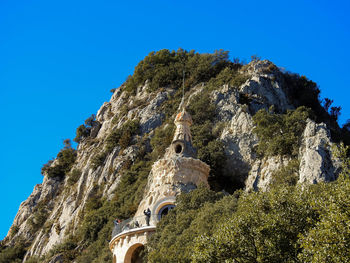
111;215;159;239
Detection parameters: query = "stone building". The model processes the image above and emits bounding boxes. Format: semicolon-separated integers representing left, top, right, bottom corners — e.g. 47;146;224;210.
109;106;210;263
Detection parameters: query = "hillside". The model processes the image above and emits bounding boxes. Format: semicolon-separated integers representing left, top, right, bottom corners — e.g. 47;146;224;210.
1;49;349;263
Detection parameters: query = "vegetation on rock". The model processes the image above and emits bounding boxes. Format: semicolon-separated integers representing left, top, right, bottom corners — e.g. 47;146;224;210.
2;49;350;263
148;145;350;263
74;114;98;143
253;106;313;157
124;49;240;94
41;139;77;179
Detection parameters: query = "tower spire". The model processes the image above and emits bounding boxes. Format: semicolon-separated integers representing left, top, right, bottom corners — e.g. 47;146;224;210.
178;69;185;111
167;70;196;157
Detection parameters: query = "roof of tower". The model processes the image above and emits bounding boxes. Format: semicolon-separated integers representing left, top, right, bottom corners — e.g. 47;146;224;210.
174;109;193;126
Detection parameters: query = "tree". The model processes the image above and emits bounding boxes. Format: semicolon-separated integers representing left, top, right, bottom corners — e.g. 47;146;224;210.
330;106;341;121
191;185;317;263
41;140;77;179
74;114;97;143
147;186;235;263
253;106;312;157
322;98;333;112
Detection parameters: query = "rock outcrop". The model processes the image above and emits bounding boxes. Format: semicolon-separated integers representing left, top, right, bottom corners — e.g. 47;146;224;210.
4;60;341;261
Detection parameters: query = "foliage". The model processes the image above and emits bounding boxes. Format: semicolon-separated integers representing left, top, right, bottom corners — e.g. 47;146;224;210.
16;50;350;263
253;106;312;157
270;159;300;187
74;124;90;143
0;243;26;263
25;256;41;263
341;120;350;146
146;143;350;262
147;186;238;263
91;119;140;170
149;123;174;160
125;49;241;94
282;72;347;143
297;143;350;262
44;236;79;262
187;93;216;125
41;139;77;179
74;114;98;143
298;176;350;262
283;73;321;115
90;151;108;170
187;92;234;191
190;157;350;263
105;119;140;152
43;220;53;234
330;106;342;121
27;202;49;233
191;185;316;263
67;168;81;185
206;66;248;90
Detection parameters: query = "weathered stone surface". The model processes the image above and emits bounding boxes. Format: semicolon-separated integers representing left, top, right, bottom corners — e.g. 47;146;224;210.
298;119;338;184
5;60;340;259
245;156;291;191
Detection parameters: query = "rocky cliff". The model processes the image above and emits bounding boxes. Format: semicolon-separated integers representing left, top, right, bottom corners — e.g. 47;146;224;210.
3;53;343;262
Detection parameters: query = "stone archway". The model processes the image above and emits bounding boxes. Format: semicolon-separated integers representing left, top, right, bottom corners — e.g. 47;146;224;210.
124;243;145;263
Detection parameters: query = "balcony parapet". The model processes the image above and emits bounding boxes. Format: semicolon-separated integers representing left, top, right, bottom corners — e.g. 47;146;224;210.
109;225;156;251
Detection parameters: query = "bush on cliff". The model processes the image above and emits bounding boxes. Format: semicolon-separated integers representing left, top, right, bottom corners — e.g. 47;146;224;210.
125;49;242;94
253;106;313;157
41;139;77;179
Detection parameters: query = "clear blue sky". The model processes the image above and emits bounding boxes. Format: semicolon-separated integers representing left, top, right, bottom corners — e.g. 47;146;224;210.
0;0;349;239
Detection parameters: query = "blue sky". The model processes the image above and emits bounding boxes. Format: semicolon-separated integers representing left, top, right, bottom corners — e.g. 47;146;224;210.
0;0;349;239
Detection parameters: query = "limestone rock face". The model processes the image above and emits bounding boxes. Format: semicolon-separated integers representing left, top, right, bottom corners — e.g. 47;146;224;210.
245;156;291;191
4;59;341;260
299;120;338;184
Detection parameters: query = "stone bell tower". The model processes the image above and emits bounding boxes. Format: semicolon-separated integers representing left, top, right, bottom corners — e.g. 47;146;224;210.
109;103;210;263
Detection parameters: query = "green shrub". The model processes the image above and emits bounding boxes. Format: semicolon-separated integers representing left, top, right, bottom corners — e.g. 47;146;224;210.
270;159;300;187
0;243;26;263
191;185;316;263
91;151;108;170
149;123;174;160
187;94;216;125
25;256;41;263
147;186;238;262
187;96;238;191
125;49;239;94
90;119;140;170
55;222;61;235
253;106;312;157
207;66;248;91
74;114;98;143
191;167;350;263
41;140;77;179
43;220;53;234
44;237;79;262
283;73;321;113
105;119;140;153
28;203;49;233
74;124;90;143
67;169;81;185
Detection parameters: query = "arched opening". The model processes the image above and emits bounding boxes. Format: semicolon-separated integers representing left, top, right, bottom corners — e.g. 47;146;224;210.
124;244;146;263
131;245;145;263
175;144;182;154
113;255;117;263
158;204;175;220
